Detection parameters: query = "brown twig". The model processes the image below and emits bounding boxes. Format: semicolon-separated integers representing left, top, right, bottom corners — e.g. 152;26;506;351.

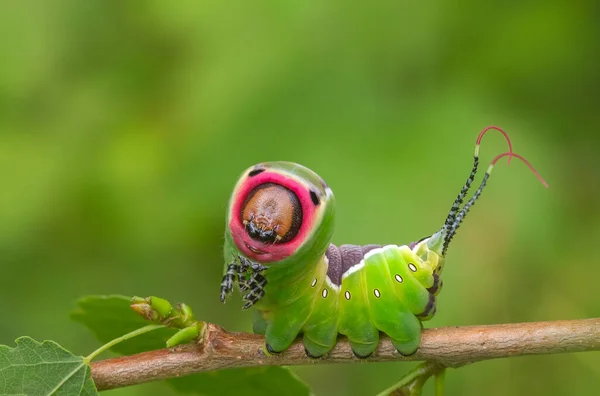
91;318;600;391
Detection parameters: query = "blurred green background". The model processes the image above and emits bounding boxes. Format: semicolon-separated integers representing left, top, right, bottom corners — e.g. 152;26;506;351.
1;1;598;395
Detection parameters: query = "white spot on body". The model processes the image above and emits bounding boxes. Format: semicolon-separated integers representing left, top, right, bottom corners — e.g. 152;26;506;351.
344;291;351;300
395;274;403;283
408;263;417;272
374;289;381;298
322;288;328;298
311;278;317;287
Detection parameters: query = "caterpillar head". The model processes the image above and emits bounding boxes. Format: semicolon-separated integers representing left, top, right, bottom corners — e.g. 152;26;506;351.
226;162;335;265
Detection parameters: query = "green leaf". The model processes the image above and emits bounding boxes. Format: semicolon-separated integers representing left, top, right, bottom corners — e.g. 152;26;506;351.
70;294;176;355
0;336;97;396
167;367;313;396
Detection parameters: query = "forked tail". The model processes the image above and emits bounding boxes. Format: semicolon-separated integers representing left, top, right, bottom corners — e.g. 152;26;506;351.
428;127;548;257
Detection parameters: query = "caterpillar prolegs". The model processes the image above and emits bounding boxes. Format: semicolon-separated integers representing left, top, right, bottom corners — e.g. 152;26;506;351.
220;127;548;358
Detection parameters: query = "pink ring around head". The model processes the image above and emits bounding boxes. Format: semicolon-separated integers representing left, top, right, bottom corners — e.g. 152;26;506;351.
229;170;318;262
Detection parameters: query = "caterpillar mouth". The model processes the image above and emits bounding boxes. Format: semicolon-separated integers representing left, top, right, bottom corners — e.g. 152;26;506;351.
245;242;267;255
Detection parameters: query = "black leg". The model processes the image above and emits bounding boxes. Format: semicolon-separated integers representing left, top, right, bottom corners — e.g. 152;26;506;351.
222;255;268;307
220;263;239;302
242;287;265;309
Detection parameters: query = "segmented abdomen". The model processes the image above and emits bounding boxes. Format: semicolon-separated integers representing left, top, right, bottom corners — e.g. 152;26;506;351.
258;242;442;358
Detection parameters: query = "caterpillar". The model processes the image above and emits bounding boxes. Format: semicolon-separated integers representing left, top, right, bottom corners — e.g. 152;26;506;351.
220;127;548;358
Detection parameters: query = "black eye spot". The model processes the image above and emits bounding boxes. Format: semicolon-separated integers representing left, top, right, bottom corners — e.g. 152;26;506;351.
248;168;265;177
309;190;320;206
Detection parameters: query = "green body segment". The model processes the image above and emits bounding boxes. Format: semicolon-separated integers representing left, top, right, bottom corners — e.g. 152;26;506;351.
337;264;379;357
232;239;444;357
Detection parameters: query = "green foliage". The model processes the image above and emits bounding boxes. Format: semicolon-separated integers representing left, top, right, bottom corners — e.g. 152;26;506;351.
0;337;97;396
71;295;177;356
167;367;312;396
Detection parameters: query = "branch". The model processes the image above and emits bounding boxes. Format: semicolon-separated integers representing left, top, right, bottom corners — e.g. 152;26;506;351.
91;318;600;391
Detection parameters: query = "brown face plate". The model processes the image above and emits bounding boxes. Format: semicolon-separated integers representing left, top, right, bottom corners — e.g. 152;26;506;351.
241;183;303;244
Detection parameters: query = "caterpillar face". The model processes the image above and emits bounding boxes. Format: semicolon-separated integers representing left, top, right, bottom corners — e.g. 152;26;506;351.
242;183;302;244
227;162;335;263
